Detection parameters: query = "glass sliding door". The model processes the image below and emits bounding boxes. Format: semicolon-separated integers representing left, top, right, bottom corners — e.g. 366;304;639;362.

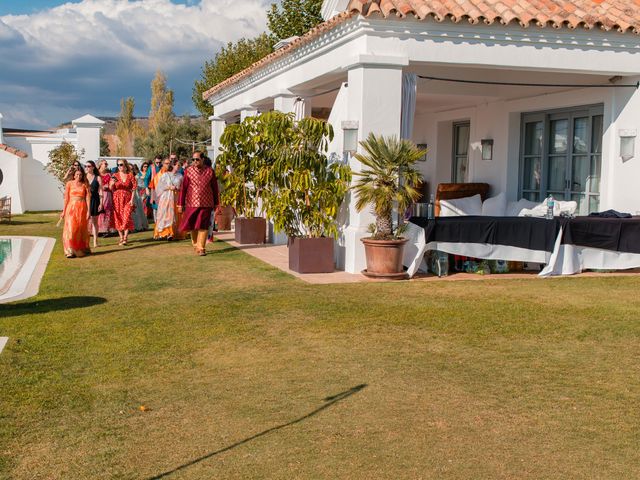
521;119;543;201
452;122;470;183
520;105;603;214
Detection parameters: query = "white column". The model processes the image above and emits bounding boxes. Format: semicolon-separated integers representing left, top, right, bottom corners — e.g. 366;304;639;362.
343;64;403;273
72;114;105;162
208;115;226;162
240;107;258;122
273;94;297;114
294;97;311;121
603;75;640;213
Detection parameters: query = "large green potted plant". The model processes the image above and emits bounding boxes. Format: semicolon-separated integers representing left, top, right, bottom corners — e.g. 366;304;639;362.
217;114;273;244
265;114;351;273
352;133;424;279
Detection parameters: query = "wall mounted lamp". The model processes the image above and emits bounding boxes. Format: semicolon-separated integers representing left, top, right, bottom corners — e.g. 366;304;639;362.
481;138;494;161
417;143;428;162
619;129;636;162
342;120;359;155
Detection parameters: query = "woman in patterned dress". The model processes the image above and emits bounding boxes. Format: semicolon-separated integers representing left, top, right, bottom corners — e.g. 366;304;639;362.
60;168;91;258
110;159;136;246
98;160;114;235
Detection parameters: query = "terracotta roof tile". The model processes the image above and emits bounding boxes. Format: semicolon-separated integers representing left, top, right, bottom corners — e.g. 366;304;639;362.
0;143;28;158
349;0;640;32
203;0;639;101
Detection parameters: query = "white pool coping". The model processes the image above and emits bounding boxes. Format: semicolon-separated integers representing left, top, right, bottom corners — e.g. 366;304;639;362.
0;236;55;304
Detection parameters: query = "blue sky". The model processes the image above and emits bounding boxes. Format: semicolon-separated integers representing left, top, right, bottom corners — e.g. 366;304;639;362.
0;0;270;129
0;0;197;15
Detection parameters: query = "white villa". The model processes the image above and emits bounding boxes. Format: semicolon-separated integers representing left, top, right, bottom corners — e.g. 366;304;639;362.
0;114;104;214
203;0;640;273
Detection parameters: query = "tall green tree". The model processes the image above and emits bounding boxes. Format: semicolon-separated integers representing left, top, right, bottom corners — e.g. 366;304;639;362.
267;0;323;40
192;34;273;117
45;142;83;190
149;70;174;132
192;1;324;117
115;97;142;156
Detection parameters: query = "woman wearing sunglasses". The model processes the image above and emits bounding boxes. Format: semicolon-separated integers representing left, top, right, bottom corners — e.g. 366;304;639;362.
109;159;136;246
98;160;115;236
84;160;102;248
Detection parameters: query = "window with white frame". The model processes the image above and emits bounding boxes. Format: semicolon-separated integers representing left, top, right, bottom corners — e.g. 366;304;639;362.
452;122;470;183
520;105;603;215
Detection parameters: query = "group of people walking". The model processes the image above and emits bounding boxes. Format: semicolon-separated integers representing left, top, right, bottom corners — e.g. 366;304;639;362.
60;151;220;258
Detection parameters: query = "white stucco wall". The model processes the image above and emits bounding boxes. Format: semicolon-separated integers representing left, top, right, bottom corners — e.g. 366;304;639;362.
7;136;76;212
2;116;103;213
0;151;23;214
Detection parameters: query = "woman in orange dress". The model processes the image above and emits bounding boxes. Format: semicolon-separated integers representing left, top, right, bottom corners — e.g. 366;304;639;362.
60;168;91;258
110;159;136;246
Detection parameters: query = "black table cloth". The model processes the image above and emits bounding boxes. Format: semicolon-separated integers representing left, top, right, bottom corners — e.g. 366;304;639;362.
409;216;640;255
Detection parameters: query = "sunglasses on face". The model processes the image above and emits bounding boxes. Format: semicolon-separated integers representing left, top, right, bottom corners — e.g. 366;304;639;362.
118;164;125;167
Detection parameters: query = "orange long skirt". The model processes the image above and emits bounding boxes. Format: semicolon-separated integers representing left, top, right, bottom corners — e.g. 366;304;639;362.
63;199;91;257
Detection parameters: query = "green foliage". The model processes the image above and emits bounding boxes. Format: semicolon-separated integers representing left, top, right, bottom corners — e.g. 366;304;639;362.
264;114;351;238
99;135;110;157
267;0;324;40
134;115;209;160
352;134;425;239
216;113;275;218
45;142;83;189
217;111;350;235
193;34;274;117
193;0;325;116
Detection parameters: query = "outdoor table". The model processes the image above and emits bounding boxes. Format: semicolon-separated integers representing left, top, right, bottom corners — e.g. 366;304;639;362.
404;216;640;277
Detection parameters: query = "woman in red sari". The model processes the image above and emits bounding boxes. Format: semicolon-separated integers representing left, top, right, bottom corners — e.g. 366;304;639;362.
60;168;91;258
98;160;114;235
110;159;136;245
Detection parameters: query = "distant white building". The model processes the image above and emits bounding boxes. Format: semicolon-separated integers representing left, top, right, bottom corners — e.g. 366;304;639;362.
0;113;104;214
204;0;640;273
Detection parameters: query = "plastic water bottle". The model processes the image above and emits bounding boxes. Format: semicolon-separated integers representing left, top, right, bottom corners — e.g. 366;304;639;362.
546;196;555;220
427;194;435;220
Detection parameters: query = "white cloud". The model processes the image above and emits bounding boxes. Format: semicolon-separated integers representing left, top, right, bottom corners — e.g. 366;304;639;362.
0;0;271;128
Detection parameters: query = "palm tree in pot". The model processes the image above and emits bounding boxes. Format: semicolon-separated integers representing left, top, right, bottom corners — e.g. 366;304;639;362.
352;133;424;278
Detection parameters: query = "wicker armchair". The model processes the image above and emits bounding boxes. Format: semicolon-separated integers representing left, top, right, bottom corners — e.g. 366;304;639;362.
0;196;11;223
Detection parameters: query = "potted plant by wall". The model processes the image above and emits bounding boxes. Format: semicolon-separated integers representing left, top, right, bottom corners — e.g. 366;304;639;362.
217;115;271;244
352;133;424;279
265;114;351;273
212;168;235;231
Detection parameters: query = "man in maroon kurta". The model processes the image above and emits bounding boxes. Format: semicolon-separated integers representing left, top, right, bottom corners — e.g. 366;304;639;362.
177;152;220;255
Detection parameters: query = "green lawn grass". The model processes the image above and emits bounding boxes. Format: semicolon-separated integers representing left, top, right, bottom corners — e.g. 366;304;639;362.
1;213;639;479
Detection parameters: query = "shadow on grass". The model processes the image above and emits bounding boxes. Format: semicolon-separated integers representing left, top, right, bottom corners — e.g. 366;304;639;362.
0;220;50;226
147;383;368;480
207;245;239;255
0;296;107;317
90;240;172;255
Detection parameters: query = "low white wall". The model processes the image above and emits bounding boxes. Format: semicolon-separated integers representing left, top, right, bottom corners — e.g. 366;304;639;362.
0;151;24;214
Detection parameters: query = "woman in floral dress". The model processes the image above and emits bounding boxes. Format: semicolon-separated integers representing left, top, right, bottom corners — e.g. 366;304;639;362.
98;160;114;235
110;159;136;245
60;168;91;258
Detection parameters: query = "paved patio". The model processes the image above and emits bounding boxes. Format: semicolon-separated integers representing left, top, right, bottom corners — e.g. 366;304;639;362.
214;231;640;284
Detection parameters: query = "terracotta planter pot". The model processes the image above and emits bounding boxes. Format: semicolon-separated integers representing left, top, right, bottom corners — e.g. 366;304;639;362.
288;237;334;274
214;205;234;231
235;217;266;244
361;237;408;279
